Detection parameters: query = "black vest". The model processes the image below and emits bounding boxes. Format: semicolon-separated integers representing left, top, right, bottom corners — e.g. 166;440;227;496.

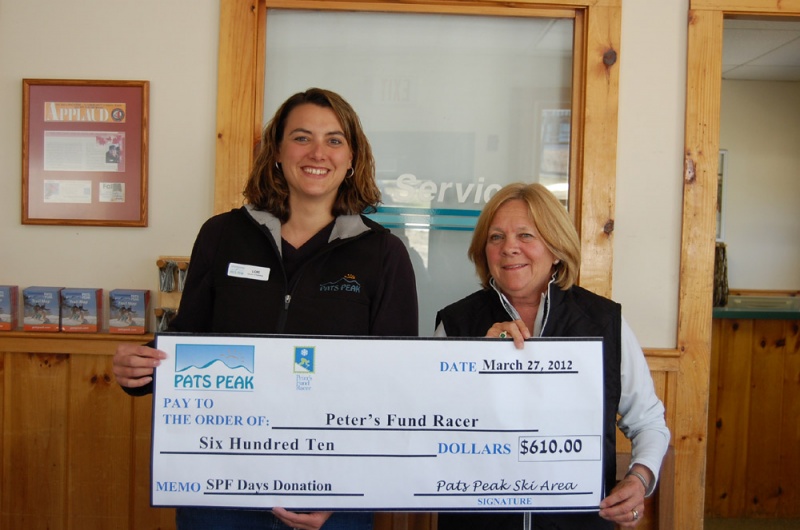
436;285;621;530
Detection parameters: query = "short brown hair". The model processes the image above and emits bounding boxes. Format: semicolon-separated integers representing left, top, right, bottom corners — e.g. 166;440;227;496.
243;88;380;222
467;182;581;290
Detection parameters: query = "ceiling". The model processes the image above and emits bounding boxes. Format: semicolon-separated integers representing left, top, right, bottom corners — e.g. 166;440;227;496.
723;19;800;81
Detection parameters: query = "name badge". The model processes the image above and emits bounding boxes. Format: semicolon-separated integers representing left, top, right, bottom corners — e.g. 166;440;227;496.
227;262;270;282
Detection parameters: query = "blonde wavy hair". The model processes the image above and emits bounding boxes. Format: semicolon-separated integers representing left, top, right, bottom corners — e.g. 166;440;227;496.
468;182;581;290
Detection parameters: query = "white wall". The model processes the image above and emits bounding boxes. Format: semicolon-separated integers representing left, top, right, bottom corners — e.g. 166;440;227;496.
0;0;687;347
0;0;220;328
614;0;686;346
720;80;800;290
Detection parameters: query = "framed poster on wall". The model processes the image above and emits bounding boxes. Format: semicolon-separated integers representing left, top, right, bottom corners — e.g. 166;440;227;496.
22;79;149;226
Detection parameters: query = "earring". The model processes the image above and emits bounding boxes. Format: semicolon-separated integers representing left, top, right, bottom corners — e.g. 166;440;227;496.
553;259;561;265
274;162;282;171
346;167;355;178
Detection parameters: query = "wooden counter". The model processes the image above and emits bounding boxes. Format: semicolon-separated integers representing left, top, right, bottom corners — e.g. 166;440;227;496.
0;332;175;530
706;317;800;518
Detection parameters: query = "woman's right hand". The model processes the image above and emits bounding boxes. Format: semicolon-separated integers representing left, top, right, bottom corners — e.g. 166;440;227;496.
486;319;531;350
112;343;167;388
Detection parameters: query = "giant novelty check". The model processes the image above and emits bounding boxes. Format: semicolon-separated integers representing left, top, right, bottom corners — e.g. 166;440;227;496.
151;333;605;512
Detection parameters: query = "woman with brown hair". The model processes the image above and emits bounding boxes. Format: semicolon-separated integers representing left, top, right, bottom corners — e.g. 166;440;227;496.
113;88;419;530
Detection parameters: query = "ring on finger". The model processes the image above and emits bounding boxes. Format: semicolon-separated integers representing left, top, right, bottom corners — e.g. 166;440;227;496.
632;508;639;521
499;331;508;339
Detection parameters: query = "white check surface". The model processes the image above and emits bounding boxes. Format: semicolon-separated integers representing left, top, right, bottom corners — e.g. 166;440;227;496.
151;334;604;512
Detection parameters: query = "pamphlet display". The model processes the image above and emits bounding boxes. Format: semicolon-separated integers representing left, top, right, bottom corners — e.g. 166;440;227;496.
0;286;19;331
23;286;63;331
60;288;103;332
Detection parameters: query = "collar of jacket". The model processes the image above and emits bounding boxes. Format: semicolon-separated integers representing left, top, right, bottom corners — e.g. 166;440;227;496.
489;273;557;336
244;204;372;255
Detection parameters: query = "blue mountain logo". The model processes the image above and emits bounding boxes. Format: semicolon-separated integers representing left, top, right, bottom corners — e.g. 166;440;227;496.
175;344;254;373
173;344;255;391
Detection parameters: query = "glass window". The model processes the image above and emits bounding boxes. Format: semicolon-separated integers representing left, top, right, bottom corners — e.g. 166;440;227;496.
265;9;574;334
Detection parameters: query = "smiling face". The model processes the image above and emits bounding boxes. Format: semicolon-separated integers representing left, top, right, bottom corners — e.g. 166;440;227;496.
486;199;558;305
277;103;353;211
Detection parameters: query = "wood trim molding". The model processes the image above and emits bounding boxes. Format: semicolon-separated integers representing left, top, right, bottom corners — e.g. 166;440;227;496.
682;2;799;527
691;0;800;12
214;0;261;214
0;332;154;356
214;0;620;297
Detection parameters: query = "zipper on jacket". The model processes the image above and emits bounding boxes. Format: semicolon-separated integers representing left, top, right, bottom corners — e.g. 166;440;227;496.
273;220;372;332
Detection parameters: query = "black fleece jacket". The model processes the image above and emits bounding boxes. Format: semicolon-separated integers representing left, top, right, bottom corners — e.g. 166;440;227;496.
435;285;621;530
126;206;418;396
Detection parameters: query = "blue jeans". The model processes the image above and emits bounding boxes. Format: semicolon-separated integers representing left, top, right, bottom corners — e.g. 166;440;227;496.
175;508;373;530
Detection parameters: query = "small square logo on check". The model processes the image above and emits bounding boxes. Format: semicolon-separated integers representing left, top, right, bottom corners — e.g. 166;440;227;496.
294;346;315;374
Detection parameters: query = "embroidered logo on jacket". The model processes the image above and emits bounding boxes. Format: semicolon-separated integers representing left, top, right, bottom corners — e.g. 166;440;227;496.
319;273;361;294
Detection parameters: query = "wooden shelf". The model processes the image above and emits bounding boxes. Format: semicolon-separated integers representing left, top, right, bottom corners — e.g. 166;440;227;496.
0;331;153;356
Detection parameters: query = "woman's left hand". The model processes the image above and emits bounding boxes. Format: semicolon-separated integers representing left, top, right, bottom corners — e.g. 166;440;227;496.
597;470;647;528
271;507;333;530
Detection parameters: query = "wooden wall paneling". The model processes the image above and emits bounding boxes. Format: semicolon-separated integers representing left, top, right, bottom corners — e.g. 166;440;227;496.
659;367;679;486
612;352;677;529
779;321;800;516
639;353;680;496
407;513;437;530
650;370;668;429
710;319;753;517
375;512;436;530
656;446;676;530
67;354;132;530
610;362;677;530
705;319;722;514
132;392;176;529
665;368;678;445
0;353;4;529
744;320;786;516
707;318;800;519
3;353;69;530
643;354;680;442
706;319;724;516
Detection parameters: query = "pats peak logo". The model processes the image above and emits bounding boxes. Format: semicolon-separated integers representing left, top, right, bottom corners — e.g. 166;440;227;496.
173;344;255;391
319;274;361;294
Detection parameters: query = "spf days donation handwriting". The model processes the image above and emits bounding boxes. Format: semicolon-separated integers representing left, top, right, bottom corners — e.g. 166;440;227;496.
151;333;605;512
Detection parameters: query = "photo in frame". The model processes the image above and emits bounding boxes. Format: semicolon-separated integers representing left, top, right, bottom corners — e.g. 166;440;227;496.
22;79;149;226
